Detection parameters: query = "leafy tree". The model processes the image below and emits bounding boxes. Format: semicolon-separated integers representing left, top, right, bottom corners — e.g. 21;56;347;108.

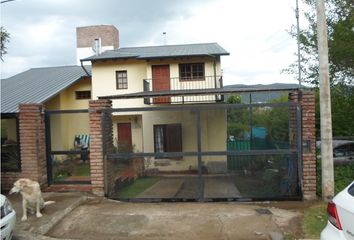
285;0;353;85
227;95;250;139
253;94;290;143
314;84;354;138
0;26;10;61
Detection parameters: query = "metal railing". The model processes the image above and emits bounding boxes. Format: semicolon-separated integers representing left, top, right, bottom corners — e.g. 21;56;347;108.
143;75;223;104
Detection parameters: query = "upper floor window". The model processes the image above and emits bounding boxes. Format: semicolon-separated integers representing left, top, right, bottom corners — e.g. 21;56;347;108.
75;90;91;100
116;70;128;89
179;63;205;81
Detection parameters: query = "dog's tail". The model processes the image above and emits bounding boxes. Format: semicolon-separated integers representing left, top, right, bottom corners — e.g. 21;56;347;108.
44;201;56;206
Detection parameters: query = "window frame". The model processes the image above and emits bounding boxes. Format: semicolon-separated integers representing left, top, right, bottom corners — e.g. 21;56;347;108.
179;63;205;81
75;90;91;100
1;115;21;172
116;70;128;89
153;124;182;158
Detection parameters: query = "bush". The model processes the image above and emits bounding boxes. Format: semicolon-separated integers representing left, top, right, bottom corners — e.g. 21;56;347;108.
316;156;354;196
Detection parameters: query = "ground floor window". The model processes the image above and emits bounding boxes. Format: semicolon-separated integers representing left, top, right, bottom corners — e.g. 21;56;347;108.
1;117;20;172
153;124;182;154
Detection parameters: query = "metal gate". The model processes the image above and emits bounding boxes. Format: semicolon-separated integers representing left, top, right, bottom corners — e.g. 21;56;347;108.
102;100;303;201
45;109;91;185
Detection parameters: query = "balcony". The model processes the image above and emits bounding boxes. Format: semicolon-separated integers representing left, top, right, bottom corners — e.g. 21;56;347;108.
143;75;224;104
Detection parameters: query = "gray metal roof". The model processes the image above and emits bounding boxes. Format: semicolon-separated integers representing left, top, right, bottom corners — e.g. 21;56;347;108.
1;65;91;114
82;42;229;61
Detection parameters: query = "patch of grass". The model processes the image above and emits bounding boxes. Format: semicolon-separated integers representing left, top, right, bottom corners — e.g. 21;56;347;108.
76;164;90;176
303;202;327;238
283;233;296;240
117;177;161;198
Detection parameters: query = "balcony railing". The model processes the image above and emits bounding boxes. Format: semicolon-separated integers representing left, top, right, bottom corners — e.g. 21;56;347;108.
143;75;224;104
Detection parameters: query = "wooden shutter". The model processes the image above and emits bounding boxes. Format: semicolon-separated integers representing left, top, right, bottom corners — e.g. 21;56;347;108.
165;124;182;153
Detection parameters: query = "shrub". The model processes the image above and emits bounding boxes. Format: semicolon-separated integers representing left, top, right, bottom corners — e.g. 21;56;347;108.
316;155;354;196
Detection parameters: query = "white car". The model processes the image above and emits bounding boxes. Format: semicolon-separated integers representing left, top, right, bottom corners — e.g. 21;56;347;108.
0;194;16;240
321;181;354;240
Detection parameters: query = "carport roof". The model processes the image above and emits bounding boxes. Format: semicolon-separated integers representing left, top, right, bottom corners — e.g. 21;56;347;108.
98;86;301;100
82;42;230;62
1;65;91;114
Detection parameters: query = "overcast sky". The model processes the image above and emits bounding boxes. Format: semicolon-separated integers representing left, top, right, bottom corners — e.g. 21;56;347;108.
1;0;306;85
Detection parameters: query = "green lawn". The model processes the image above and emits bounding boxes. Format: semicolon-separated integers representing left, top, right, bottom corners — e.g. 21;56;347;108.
76;164;90;176
117;177;161;198
302;202;327;238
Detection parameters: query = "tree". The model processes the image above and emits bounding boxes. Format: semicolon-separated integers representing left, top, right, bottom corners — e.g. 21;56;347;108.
285;0;353;85
0;26;10;61
285;0;354;138
314;84;354;138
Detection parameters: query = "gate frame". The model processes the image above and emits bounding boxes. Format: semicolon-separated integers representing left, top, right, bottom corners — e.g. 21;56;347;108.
102;100;304;201
44;109;90;185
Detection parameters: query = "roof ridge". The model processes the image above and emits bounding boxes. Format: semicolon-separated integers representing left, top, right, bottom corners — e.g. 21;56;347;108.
29;65;86;70
116;42;218;50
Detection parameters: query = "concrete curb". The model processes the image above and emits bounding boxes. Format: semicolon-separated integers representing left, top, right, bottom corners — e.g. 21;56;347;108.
14;230;76;240
36;195;87;235
13;194;88;240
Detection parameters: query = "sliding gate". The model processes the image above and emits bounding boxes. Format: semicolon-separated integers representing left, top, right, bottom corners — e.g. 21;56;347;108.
103;101;302;201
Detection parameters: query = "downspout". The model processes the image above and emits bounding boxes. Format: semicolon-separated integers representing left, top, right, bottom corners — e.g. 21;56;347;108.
212;56;217;88
80;60;91;76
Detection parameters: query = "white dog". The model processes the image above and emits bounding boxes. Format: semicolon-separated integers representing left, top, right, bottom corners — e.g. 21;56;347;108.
9;178;55;221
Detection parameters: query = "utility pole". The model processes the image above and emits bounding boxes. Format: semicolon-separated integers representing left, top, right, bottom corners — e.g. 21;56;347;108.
316;0;334;200
295;0;302;88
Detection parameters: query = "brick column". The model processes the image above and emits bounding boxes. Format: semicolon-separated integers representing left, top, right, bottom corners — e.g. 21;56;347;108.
89;99;112;196
19;104;47;186
289;90;317;200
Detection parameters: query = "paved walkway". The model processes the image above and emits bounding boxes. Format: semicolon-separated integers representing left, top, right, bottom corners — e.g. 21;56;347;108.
137;179;184;198
204;177;241;198
137;176;242;199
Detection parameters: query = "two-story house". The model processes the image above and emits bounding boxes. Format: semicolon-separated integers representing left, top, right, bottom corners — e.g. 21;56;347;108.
81;32;230;172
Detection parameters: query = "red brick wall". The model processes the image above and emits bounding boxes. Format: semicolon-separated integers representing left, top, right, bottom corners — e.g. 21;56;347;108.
76;25;119;49
1;172;21;192
19;104;47;186
89;99;113;196
290;90;317;200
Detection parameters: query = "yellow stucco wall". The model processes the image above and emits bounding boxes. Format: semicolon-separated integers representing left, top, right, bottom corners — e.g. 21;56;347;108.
91;57;222;108
1;119;17;142
44;77;91;150
141;109;227;171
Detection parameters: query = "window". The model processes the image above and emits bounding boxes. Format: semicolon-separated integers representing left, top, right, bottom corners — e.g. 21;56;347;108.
1;118;20;172
154;124;182;156
75;91;91;100
116;70;128;89
179;63;205;81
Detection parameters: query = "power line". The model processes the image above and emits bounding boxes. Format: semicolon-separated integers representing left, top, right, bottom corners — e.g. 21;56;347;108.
1;0;16;4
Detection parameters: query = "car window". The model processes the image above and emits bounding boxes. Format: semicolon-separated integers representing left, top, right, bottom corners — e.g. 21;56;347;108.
334;143;354;157
348;183;354;197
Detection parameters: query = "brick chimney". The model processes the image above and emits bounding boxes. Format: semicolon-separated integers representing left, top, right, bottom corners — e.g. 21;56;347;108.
76;25;119;65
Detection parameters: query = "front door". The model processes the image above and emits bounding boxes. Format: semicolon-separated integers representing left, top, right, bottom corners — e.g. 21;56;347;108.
117;123;132;152
152;65;170;103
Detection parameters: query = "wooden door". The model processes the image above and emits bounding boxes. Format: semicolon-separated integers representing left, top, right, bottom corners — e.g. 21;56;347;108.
117;123;132;152
152;65;170;103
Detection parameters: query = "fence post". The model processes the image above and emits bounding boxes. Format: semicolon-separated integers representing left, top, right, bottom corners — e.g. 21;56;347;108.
18;104;47;187
89;99;112;196
289;90;317;200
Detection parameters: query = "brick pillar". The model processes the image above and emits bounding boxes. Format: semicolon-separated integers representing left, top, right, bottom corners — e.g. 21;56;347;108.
19;104;47;186
289;90;317;200
89;99;112;196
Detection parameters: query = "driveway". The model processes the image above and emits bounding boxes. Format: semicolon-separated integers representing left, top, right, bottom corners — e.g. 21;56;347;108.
6;192;306;240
